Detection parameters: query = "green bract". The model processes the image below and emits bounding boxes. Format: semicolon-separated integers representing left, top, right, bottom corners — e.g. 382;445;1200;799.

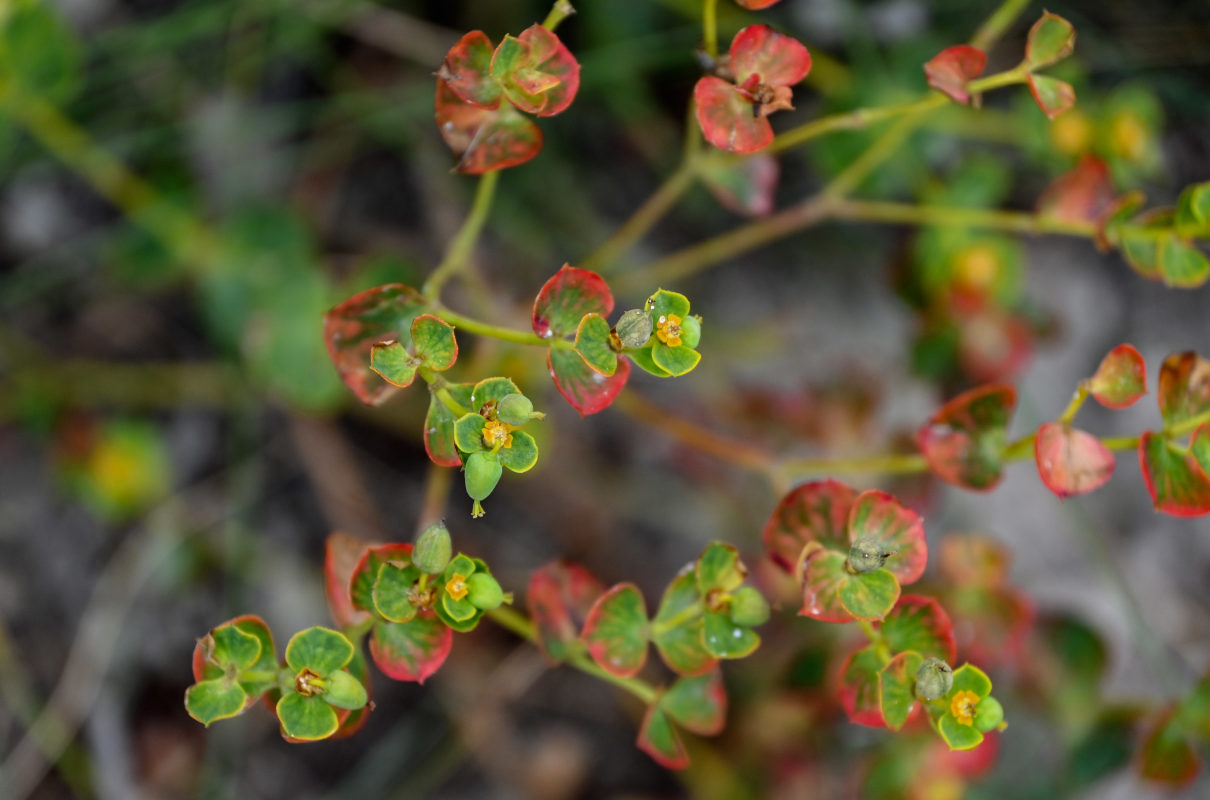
452;378;542;517
185;617;280;728
434;553;500;631
628;289;703;378
930;663;1003;751
276;627;367;741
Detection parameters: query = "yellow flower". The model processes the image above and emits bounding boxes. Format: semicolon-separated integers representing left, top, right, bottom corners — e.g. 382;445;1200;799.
656;313;683;347
445;573;469;601
950;689;980;726
482;419;513;449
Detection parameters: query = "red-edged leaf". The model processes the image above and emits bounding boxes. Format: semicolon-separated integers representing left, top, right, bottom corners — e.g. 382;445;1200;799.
879;651;924;731
847;490;927;586
325;533;372;629
1025;11;1076;69
917;383;1017;491
1034;422;1115;498
1139;708;1199;787
527;561;605;663
424;383;475;467
532;264;614;339
192;615;276;684
879;595;957;663
1027;74;1076;119
652;570;718;677
581;583;649;678
547;349;630;416
349;543;414;612
637;705;688;770
323;283;428;406
699;153;778;217
1139;431;1210;517
763;479;857;571
947;584;1035;667
735;0;781;8
729;25;811;88
435;78;543;174
940;535;1010;588
954;305;1034;384
840;646;886;727
369;613;453;684
923;45;987;104
437;30;501;109
1036;156;1115;225
490;25;580;117
1088;344;1147;409
1157;352;1210;428
799;548;853;623
661;669;727;735
694;76;773;155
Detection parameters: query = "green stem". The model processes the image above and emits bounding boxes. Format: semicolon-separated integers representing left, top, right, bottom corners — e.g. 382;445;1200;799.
423;171;500;301
541;0;575;31
434;306;575;349
1058;385;1090;425
970;0;1033;50
702;0;718;58
858;619;892;665
583;163;698;273
777;452;930;481
824;197;1098;238
485;606;658;704
1171;407;1210;438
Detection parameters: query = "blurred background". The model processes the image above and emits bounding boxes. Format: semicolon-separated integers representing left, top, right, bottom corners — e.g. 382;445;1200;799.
1;0;1209;797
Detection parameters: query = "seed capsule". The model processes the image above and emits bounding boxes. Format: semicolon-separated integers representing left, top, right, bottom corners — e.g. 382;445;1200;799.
847;537;891;573
615;308;654;348
680;315;702;349
464;452;502;518
497;393;536;426
915;657;954;700
974;695;1004;732
413;522;452;574
467;572;505;610
728;586;770;627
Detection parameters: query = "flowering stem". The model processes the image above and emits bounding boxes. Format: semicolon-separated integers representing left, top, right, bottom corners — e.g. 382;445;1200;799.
858;620;892;666
702;0;718;59
433;306;576;350
541;0;575;32
423;171;500;302
582;163;698;274
824;198;1098;238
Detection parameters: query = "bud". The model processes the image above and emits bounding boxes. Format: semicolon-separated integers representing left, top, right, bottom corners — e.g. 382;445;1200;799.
413;522;452;574
729;586;770;627
497;393;540;426
915;657;954;701
679;315;702;349
467;572;505;610
974;695;1004;732
614;308;653;348
847;537;891;573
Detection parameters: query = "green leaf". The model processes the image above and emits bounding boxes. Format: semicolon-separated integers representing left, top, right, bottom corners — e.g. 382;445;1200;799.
917;383;1017;491
1139;432;1210;517
647;289;691;320
440;589;479;624
350;544;414;613
369;340;418;388
838;569;900;621
1024;11;1076;69
454;413;487;454
470;377;523;411
661;669;727;735
1027;74;1076;120
1116;210;1169;281
701;611;760;659
637;705;688;769
951;663;993;698
323;669;369;711
627;345;672;377
879;651;924;731
581;583;649;677
938;713;985;751
651;344;701;377
411;314;458;370
652;571;716;676
1157;236;1210;288
276;693;339;741
879;596;956;662
372;562;420;623
185;678;249;727
209;624;263;672
498;430;539;473
532;265;613;339
574;313;618;376
369;614;453;683
695;542;746;594
285;627;355;675
1175;182;1210;239
0;2;81;102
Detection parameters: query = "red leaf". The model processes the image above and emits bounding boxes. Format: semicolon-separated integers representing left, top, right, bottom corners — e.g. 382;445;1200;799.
1034;422;1115;498
323;283;428;406
917;383;1017;491
879;595;957;663
840;646;886;727
1157;351;1210;428
496;25;580;117
325;532;372;629
1036;156;1115;225
527;561;605;663
548;349;630;416
699;153;779;217
435;78;543;174
532;264;614;339
1088;344;1147;409
923;45;987;104
437;31;501;109
1139;430;1210;517
1027;74;1076;119
729;25;811;88
694;76;774;154
734;0;782;8
847;489;927;586
763;479;857;571
369;613;453;684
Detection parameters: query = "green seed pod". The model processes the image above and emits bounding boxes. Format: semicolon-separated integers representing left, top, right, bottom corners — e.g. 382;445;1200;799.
465;452;502;503
615;308;654;348
413;522;453;574
728;586;770;627
973;695;1004;732
496;393;535;426
467;572;505;610
679;315;702;349
915;657;954;701
848;537;890;573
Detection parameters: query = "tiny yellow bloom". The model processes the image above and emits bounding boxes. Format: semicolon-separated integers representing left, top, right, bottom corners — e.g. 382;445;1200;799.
482;419;513;449
445;573;469;601
656;313;683;347
950;689;980;726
